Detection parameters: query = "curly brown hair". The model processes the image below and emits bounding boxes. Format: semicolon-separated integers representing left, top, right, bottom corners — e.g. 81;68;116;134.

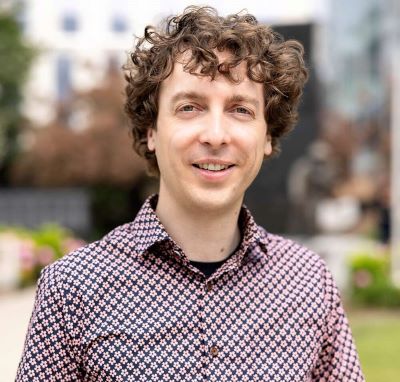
124;6;308;175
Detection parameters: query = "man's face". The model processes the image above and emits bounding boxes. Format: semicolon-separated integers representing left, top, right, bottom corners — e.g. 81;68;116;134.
147;51;272;214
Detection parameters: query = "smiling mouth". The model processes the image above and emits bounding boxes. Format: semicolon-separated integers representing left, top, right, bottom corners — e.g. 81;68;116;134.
192;163;235;171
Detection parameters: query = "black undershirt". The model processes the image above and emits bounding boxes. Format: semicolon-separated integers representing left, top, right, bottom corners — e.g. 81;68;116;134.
189;243;240;278
190;258;227;278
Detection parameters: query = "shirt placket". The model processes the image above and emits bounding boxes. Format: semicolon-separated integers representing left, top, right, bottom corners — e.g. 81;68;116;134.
196;253;245;381
170;248;226;380
197;272;220;381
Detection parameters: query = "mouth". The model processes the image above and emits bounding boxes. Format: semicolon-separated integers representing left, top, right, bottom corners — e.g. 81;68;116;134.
192;163;235;172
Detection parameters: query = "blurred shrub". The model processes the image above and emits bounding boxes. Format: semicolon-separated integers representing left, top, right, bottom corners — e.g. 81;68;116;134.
10;67;145;187
0;225;85;289
350;251;400;308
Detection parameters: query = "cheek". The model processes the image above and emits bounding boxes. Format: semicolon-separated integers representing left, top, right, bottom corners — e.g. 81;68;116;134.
236;131;264;160
166;127;197;156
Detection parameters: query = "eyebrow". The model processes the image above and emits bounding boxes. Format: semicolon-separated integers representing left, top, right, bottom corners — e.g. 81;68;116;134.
170;91;260;109
171;91;207;104
229;94;260;109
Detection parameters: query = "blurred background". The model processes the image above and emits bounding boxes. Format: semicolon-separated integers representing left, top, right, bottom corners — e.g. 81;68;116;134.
0;0;399;380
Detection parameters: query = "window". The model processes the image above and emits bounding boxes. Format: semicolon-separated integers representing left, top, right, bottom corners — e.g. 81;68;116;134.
62;13;78;32
112;15;127;33
16;8;27;32
56;55;72;101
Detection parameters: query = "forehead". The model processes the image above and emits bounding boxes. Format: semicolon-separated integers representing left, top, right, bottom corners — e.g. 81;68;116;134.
159;50;263;100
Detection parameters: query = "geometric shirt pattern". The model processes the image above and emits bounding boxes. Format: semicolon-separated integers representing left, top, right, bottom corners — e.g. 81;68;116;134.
17;194;365;381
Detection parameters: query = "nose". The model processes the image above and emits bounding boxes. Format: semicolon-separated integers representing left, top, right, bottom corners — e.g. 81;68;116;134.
199;111;231;148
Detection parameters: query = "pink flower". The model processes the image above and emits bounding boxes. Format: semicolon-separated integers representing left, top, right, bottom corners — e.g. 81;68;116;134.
354;269;373;288
19;241;36;271
63;238;86;254
36;246;55;266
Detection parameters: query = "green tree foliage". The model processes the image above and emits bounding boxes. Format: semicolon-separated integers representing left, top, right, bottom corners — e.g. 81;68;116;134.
0;7;35;184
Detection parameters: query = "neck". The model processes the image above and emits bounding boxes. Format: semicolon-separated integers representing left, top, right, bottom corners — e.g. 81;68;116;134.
155;193;242;262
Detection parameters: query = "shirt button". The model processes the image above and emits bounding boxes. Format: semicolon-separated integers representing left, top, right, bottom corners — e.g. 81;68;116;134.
210;346;219;357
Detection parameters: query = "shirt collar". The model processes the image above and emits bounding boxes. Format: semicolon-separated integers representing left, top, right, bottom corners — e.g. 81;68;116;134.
126;194;170;254
113;194;268;259
239;201;268;251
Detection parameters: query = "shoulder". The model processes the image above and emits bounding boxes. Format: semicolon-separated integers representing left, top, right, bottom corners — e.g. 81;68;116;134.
260;226;323;263
40;222;138;290
258;226;332;285
257;227;341;311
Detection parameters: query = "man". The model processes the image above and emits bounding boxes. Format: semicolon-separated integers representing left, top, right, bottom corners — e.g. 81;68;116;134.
17;6;365;381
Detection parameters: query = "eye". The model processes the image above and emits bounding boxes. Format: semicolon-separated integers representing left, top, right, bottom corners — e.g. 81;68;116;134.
175;103;203;119
231;106;254;119
235;106;251;114
178;104;196;112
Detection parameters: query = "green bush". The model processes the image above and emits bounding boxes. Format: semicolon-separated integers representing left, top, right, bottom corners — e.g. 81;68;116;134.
350;252;400;308
31;224;70;260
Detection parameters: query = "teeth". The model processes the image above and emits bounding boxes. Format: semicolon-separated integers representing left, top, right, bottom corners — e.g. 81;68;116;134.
197;163;229;171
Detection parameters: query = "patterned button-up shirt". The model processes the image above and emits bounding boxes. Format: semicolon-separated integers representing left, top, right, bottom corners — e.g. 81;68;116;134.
17;195;364;381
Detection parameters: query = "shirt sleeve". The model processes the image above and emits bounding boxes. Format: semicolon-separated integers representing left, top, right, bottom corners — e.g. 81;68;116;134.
311;264;365;382
16;264;83;381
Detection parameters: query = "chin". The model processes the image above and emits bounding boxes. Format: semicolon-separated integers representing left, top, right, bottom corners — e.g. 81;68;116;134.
187;188;243;213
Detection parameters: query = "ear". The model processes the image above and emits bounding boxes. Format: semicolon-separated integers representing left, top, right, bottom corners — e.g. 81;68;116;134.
264;133;272;157
147;128;156;151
